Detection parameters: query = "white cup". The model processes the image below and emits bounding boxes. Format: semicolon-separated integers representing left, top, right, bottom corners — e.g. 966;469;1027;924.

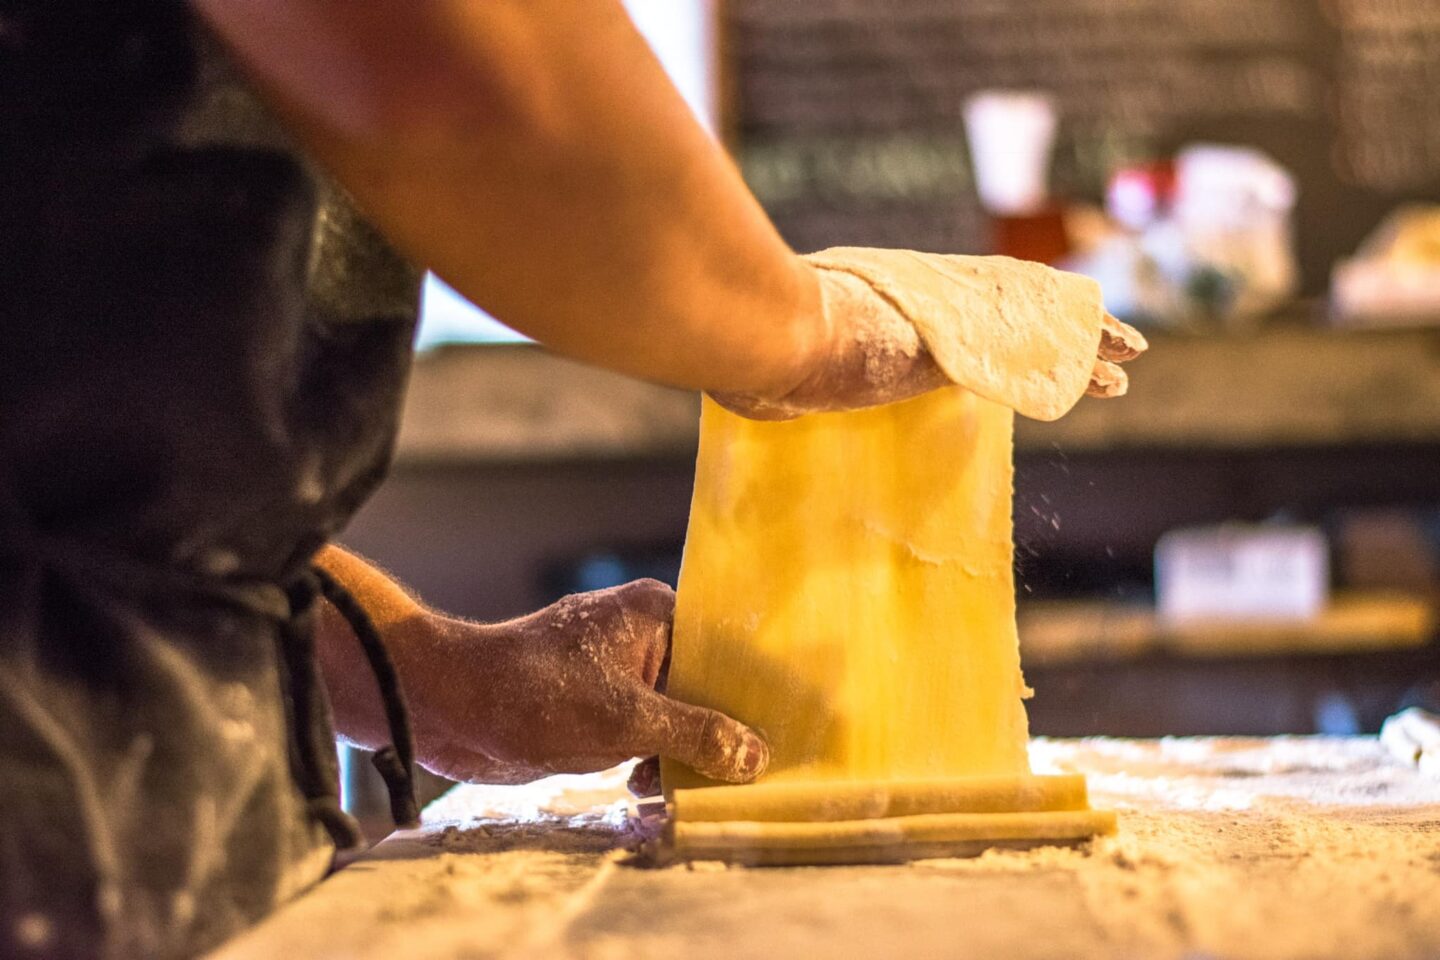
963;90;1058;216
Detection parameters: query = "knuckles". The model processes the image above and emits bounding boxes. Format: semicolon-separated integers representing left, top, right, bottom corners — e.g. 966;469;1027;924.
613;578;676;621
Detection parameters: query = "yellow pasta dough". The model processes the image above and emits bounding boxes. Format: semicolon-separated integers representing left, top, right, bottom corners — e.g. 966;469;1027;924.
664;389;1030;793
671;774;1090;823
660;389;1113;861
670;809;1118;867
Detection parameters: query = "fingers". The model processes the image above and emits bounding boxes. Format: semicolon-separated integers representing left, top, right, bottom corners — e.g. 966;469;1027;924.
613;579;676;692
628;755;662;797
1099;314;1147;363
1087;360;1128;398
1088;315;1143;400
600;578;673;687
619;579;675;690
627;688;770;784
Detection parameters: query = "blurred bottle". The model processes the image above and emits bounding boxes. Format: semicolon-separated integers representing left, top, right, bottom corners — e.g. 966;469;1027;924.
1073;159;1180;325
964;90;1069;264
1069;146;1299;328
1107;160;1176;234
1168;144;1299;325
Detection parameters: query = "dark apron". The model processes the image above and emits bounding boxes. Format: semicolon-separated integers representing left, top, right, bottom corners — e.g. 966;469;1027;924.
1;2;422;956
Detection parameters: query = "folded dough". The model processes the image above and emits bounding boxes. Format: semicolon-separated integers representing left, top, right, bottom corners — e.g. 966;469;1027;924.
805;248;1106;422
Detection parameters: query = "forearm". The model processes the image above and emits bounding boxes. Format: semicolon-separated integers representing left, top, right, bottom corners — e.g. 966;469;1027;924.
313;545;443;753
193;0;822;399
313;546;546;782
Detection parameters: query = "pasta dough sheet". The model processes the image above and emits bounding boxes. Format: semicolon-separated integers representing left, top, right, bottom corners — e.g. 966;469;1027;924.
672;775;1090;823
662;389;1031;796
661;389;1112;860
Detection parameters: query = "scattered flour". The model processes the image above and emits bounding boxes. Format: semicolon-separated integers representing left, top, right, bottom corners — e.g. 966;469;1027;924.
217;739;1440;960
405;739;1440;959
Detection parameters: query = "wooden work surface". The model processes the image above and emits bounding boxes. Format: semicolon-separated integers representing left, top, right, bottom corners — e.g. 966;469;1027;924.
214;738;1440;960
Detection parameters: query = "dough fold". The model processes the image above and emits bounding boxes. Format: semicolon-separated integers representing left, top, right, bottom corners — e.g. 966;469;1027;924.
805;248;1106;422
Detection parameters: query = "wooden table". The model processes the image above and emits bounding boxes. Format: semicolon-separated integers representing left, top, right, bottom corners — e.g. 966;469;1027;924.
214;738;1440;960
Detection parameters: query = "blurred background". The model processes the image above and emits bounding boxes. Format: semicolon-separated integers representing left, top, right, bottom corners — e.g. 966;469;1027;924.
341;0;1440;823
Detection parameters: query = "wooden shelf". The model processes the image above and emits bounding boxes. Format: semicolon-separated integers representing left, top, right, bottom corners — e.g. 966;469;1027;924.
1017;325;1440;453
393;344;699;464
392;327;1440;465
1018;593;1436;667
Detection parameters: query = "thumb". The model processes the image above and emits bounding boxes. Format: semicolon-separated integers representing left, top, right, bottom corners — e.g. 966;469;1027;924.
628;688;770;784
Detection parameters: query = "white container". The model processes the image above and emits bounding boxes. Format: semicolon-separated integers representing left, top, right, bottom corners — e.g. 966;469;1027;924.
963;90;1057;216
1155;524;1329;623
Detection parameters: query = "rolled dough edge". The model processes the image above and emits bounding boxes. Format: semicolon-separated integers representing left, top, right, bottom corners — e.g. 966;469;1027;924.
669;809;1118;867
671;774;1090;823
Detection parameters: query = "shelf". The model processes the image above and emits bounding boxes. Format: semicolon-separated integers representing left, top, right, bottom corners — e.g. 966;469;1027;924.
1018;593;1436;667
392;327;1440;465
1018;325;1440;453
394;345;698;464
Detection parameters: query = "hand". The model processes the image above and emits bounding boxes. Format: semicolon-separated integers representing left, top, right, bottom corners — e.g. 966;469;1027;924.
715;249;1147;422
406;579;770;792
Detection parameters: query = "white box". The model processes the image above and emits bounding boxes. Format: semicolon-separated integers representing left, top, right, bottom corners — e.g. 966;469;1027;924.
1155;525;1329;623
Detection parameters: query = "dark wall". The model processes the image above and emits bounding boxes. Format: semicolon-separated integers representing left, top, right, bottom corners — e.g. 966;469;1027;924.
340;461;695;621
730;0;1440;294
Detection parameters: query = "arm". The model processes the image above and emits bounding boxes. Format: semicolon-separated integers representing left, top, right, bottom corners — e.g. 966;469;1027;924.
191;0;821;400
191;0;1145;416
312;545;435;756
313;546;768;788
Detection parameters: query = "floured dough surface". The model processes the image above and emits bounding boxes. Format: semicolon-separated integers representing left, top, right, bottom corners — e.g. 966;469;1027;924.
805;248;1106;422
